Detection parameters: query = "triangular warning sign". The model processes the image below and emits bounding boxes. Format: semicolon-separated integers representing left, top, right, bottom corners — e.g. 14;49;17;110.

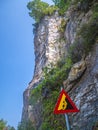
54;89;79;114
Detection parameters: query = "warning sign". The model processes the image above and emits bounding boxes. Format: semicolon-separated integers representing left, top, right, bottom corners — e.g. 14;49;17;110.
54;89;79;114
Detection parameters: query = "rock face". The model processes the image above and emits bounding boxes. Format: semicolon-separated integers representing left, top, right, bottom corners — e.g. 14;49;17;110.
22;2;98;130
34;11;66;75
64;44;98;130
22;12;67;127
63;59;87;92
68;60;86;82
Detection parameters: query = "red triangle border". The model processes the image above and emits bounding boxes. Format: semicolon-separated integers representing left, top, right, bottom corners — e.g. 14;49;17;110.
54;89;80;114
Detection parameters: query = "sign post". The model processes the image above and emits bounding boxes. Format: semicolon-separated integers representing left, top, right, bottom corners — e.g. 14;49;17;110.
61;87;70;130
65;114;70;130
54;87;79;130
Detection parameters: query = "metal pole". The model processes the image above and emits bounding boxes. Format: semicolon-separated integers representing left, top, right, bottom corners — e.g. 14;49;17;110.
61;87;70;130
64;114;70;130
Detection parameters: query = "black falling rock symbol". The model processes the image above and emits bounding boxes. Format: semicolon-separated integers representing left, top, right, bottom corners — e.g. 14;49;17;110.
65;98;74;110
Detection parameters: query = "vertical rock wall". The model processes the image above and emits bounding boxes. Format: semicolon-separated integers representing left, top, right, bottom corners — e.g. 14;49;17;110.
22;12;67;126
66;44;98;130
22;3;98;130
63;5;98;129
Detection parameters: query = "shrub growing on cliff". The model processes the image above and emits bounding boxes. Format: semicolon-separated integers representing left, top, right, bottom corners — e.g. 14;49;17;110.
41;57;72;90
52;0;71;15
92;2;98;20
40;91;65;130
68;20;98;63
68;38;84;63
79;18;98;54
69;6;98;62
29;56;73;129
58;18;67;34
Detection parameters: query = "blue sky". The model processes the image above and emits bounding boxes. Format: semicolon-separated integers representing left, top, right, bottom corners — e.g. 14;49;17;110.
0;0;53;129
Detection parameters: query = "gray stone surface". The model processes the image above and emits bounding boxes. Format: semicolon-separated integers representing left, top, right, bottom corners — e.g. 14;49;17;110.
68;44;98;130
22;12;67;125
22;4;98;130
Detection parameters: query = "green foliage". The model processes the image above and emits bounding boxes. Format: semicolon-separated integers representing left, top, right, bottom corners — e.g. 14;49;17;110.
44;6;58;16
92;3;98;20
69;38;84;63
92;121;98;130
78;19;98;54
28;1;98;129
52;0;60;6
29;56;73;129
17;120;35;130
27;0;72;23
40;91;66;130
41;57;72;90
7;126;15;130
59;0;71;15
0;119;6;130
59;18;67;34
27;0;48;23
29;83;42;105
69;5;98;62
52;0;66;8
0;119;15;130
65;0;98;65
27;0;58;23
73;0;94;12
74;0;94;5
52;0;71;15
69;21;98;63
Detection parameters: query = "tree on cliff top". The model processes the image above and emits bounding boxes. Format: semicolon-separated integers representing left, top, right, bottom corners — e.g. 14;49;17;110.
27;0;49;22
27;0;71;23
52;0;67;8
27;0;58;23
52;0;71;14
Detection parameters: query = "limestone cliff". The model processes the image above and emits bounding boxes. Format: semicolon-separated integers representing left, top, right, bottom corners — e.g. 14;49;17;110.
22;1;98;130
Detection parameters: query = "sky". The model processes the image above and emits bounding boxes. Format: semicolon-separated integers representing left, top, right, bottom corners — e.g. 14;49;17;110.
0;0;53;129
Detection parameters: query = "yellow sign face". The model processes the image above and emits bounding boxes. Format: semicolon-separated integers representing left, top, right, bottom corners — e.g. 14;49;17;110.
54;89;80;114
58;94;67;110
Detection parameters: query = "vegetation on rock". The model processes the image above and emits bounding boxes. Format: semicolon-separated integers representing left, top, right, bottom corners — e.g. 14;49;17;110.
69;3;98;63
52;0;71;15
79;20;98;53
27;0;71;23
25;0;98;129
27;0;58;23
29;56;73;129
